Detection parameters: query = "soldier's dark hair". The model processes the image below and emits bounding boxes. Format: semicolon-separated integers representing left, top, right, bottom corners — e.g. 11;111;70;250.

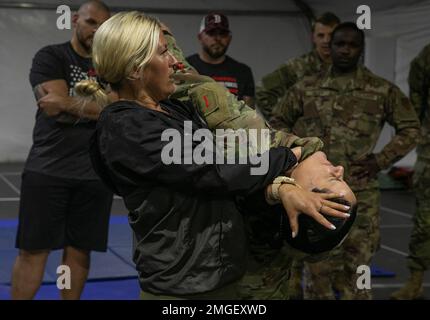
311;12;340;31
330;22;365;47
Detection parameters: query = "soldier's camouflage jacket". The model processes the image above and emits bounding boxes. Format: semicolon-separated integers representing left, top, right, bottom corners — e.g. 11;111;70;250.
409;43;430;159
257;50;330;119
271;66;420;188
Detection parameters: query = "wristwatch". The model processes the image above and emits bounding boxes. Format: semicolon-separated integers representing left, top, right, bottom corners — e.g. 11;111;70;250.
270;176;301;204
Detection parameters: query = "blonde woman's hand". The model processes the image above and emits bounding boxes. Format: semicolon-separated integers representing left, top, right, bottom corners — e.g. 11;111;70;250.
278;185;351;238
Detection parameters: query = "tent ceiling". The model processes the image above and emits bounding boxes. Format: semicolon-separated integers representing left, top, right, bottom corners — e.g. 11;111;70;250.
307;0;425;16
0;0;425;16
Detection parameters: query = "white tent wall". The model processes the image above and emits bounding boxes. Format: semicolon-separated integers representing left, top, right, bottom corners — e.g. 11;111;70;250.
0;8;71;162
364;0;430;167
0;0;427;166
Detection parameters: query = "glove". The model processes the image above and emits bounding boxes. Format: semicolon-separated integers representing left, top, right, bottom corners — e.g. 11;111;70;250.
351;154;381;180
292;137;324;161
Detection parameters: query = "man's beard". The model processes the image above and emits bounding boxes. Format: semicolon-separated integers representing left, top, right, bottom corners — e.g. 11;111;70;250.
203;44;228;59
77;29;92;54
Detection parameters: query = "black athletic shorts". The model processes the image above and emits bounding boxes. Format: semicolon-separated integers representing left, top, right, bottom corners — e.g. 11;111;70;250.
15;170;113;252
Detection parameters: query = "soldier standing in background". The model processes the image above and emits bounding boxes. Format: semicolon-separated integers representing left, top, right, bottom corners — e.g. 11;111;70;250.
256;12;340;120
390;43;430;300
271;22;420;299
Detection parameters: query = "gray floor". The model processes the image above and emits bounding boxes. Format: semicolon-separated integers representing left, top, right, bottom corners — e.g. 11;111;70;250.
1;163;429;300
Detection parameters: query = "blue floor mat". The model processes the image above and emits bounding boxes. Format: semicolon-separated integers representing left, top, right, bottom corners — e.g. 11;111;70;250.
0;216;136;284
0;225;16;247
109;246;134;266
0;285;10;300
371;265;396;278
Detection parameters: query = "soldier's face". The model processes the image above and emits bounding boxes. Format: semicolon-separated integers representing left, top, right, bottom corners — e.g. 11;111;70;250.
291;151;357;205
73;4;110;53
199;29;232;59
330;29;363;71
312;23;337;60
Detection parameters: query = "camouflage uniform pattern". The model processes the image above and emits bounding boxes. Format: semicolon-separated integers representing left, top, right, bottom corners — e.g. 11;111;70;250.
237;243;296;299
187;80;323;158
406;44;430;272
271;65;420;299
256;50;330;120
304;188;381;299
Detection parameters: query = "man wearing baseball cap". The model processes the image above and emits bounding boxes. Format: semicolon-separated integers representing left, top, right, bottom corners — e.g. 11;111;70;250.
187;13;255;107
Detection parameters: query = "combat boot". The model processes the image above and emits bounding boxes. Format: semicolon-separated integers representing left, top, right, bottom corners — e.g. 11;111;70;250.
390;270;424;300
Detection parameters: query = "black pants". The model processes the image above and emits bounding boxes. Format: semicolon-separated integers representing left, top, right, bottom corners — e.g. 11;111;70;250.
15;171;113;252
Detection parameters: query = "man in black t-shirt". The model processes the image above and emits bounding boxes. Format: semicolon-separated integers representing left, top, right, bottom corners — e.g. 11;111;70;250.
186;13;255;107
11;1;112;300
